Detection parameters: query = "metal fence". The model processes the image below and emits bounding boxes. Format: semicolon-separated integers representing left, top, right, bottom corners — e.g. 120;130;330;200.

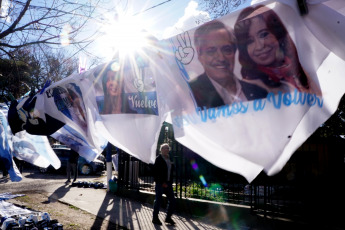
116;148;304;220
114;124;345;221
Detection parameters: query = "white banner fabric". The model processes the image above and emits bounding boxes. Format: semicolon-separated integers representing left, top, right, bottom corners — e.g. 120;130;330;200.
23;0;345;183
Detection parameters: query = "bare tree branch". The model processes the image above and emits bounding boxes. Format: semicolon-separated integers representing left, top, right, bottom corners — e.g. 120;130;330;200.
0;0;106;59
0;0;32;39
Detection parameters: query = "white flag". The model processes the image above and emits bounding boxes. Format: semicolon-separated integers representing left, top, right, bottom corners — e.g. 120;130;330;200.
166;0;345;182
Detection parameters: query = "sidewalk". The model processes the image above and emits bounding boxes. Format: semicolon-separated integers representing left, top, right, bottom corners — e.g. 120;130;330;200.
38;175;314;230
2;170;315;230
41;175;232;229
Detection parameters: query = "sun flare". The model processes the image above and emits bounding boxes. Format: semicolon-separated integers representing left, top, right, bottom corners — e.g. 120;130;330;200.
97;12;154;61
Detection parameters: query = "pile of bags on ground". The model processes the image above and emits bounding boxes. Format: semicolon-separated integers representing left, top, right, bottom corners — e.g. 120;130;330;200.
0;193;63;230
1;211;63;230
70;180;105;189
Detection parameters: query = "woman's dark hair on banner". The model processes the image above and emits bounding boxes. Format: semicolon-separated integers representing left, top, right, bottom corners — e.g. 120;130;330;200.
234;5;320;95
98;60;158;115
101;62;126;114
66;83;87;131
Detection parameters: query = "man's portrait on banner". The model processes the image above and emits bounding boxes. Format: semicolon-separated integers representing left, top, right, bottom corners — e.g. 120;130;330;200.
189;20;268;109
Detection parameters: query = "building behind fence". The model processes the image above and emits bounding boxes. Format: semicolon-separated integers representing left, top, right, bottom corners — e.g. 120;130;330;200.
114;122;345;223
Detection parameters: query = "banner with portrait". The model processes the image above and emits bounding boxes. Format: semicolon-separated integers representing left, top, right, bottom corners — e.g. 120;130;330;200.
32;73;108;162
166;0;345;181
4;0;345;183
12;131;61;170
78;47;181;164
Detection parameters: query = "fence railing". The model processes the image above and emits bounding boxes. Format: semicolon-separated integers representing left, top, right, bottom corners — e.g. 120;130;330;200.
115;148;306;220
111;122;345;225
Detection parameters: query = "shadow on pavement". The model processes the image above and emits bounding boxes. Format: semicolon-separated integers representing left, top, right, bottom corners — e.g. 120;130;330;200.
90;192;127;230
90;191;225;230
43;184;71;204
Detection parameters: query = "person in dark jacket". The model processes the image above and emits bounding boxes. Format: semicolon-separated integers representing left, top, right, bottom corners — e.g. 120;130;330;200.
152;143;176;225
66;149;79;183
0;159;9;179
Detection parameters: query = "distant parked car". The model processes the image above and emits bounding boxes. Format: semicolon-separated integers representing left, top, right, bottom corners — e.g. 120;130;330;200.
39;146;105;175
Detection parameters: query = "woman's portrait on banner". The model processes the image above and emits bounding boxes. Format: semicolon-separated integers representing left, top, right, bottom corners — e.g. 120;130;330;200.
97;60;158;115
234;5;321;95
101;64;126;114
52;84;87;132
66;83;87;131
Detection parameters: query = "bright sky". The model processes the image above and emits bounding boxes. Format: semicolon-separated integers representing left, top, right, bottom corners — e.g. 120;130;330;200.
130;0;210;39
87;0;211;62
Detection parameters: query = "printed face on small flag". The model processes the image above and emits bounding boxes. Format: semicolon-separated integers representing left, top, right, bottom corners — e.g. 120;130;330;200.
12;131;61;170
34;73;107;159
79;48;175;164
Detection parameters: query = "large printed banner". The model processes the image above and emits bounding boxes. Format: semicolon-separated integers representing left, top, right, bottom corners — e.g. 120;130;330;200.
5;0;345;182
170;1;345;181
167;0;345;181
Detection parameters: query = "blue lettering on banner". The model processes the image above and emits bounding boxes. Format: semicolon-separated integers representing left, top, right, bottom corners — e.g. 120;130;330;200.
267;89;323;109
127;91;159;115
253;98;266;111
173;89;323;128
196;102;249;122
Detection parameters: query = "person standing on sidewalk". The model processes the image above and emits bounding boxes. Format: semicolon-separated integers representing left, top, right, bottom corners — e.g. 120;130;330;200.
0;160;9;179
152;143;176;225
66;149;79;183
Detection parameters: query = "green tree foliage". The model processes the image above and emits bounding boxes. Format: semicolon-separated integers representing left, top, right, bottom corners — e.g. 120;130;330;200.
0;46;78;100
0;57;30;99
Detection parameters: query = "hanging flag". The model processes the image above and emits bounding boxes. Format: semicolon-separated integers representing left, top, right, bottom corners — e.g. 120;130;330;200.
166;0;345;182
34;74;107;159
12;131;61;170
80;47;173;164
7;94;65;136
6;0;345;183
0;110;22;182
50;124;108;162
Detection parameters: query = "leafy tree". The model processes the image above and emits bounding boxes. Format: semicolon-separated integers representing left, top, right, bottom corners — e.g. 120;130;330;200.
0;57;30;99
0;46;78;100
